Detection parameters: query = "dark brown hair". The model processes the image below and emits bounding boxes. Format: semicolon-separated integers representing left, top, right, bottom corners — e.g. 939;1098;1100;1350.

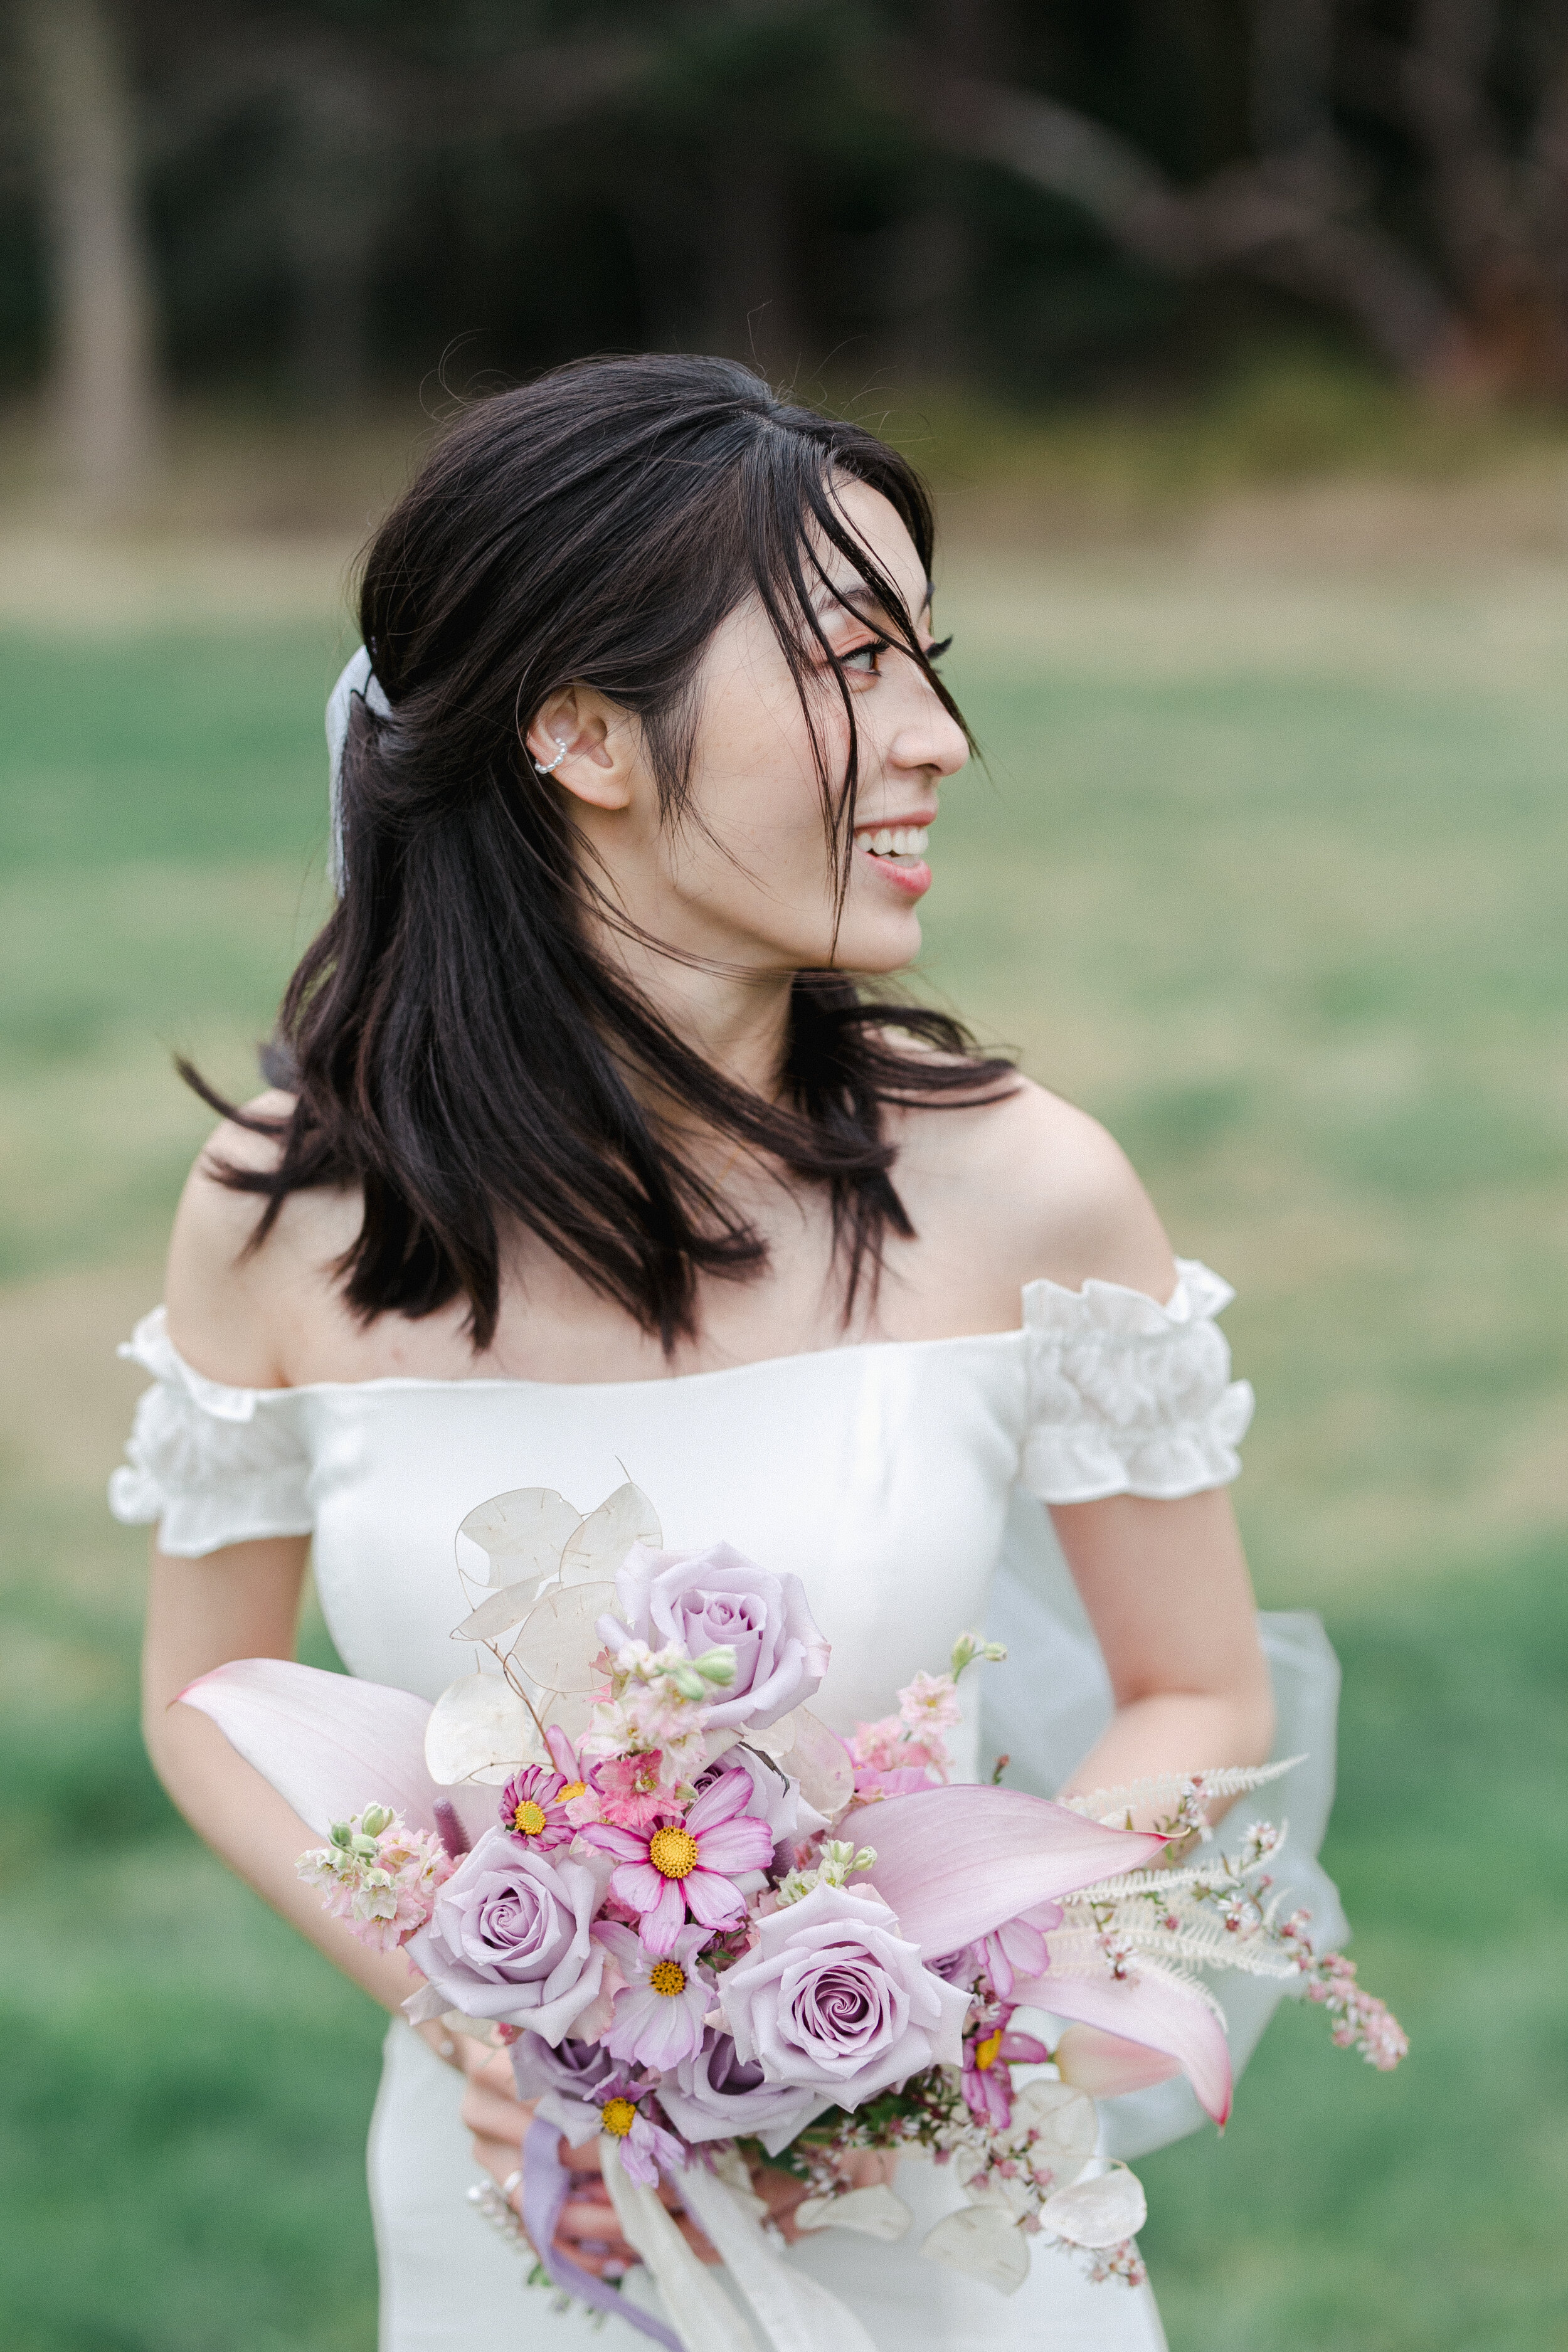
190;354;1012;1349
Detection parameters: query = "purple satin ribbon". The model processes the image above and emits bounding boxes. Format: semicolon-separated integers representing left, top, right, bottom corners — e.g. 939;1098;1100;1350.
521;2116;683;2349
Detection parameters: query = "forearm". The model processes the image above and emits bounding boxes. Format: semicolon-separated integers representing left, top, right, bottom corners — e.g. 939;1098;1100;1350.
1059;1687;1274;1813
1049;1488;1276;1825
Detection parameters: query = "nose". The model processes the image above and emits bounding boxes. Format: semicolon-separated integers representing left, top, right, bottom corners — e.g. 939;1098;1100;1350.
888;667;969;781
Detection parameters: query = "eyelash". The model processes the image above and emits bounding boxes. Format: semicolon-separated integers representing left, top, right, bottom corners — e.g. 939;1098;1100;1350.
841;633;954;677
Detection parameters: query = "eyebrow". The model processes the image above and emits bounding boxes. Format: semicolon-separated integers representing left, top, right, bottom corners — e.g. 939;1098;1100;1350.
812;577;936;630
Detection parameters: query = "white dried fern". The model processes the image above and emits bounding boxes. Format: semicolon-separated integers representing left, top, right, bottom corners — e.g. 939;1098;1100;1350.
1061;1757;1302;1825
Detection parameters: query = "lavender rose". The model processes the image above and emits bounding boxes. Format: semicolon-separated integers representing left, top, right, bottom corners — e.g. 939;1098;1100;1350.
718;1880;971;2109
508;2026;618;2105
598;1540;829;1732
657;2028;825;2153
408;1826;603;2044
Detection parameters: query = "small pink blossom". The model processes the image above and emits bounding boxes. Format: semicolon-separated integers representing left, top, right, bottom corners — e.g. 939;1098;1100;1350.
898;1670;961;1734
850;1715;910;1772
1300;1952;1409;2070
591;1752;670;1832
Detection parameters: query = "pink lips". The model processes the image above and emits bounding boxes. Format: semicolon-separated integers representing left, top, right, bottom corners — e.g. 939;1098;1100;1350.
856;837;933;900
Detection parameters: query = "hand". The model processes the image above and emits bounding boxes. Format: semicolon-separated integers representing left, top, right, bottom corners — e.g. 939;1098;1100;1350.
457;2038;720;2276
752;2144;901;2247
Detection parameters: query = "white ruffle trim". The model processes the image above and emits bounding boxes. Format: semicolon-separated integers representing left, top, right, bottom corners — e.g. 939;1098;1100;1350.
1020;1257;1254;1503
109;1308;314;1557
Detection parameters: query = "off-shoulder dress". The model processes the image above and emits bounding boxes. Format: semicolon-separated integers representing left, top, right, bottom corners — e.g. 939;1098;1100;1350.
113;1260;1344;2352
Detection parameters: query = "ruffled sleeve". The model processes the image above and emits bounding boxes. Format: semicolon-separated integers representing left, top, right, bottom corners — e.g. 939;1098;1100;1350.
109;1308;314;1557
1019;1257;1254;1504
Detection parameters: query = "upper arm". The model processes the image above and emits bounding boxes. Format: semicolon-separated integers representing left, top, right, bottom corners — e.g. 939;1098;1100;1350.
163;1093;296;1386
142;1534;310;1729
1050;1489;1269;1710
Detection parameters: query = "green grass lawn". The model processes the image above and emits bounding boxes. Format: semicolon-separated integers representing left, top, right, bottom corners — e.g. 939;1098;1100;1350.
1;539;1564;2350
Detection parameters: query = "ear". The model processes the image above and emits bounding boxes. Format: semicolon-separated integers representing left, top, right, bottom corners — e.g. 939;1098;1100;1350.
525;686;633;813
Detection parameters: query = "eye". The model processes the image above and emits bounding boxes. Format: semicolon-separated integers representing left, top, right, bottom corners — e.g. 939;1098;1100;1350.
924;635;954;666
841;637;891;677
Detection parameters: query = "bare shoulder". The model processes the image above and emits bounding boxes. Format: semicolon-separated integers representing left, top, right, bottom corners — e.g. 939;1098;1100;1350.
164;1091;362;1385
891;1074;1177;1308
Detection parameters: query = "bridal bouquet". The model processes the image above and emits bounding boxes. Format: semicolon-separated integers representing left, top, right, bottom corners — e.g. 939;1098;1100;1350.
183;1480;1405;2352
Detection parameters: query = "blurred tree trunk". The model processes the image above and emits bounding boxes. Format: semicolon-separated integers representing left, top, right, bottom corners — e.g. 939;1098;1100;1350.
699;142;800;375
20;0;161;507
285;65;383;412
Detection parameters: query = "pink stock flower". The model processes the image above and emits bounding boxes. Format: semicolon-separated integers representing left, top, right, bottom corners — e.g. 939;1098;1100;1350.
596;1922;714;2071
852;1760;942;1803
849;1713;948;1801
849;1716;910;1772
582;1772;775;1955
898;1670;961;1735
297;1809;453;1954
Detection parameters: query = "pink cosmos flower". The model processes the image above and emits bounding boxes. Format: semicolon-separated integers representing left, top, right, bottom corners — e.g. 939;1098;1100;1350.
588;2071;688;2187
581;1774;774;1955
497;1764;578;1851
596;1922;714;2071
960;2007;1050;2129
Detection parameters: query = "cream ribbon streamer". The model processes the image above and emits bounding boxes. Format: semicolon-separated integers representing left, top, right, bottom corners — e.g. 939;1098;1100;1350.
598;2145;881;2352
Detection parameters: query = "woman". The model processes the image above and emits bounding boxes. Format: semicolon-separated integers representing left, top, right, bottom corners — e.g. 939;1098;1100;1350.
120;356;1279;2351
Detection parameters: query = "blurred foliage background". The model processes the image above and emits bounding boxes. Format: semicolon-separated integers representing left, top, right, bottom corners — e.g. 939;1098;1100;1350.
1;4;1567;2351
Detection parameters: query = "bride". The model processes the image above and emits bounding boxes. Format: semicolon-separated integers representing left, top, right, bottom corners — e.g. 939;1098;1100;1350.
120;355;1285;2350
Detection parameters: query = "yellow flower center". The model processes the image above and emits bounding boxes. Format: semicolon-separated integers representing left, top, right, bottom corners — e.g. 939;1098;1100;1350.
973;2027;1005;2073
511;1799;548;1837
648;1825;699;1880
600;2097;638;2138
649;1959;687;1998
558;1781;587;1804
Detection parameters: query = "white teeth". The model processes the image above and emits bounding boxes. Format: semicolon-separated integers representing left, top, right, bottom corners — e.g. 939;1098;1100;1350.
860;825;931;858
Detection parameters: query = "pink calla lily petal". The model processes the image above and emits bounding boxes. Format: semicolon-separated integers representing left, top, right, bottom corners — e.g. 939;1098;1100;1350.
849;1788;1167;1958
177;1658;440;1840
1015;1956;1233;2125
1051;2022;1185;2100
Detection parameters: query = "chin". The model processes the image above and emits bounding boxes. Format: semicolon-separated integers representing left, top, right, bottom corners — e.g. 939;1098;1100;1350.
824;907;924;975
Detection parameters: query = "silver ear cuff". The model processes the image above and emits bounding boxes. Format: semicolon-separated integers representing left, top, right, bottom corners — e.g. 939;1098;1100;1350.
533;738;569;776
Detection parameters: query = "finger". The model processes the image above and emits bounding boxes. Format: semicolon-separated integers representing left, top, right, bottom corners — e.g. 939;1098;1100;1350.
469;2136;641;2277
461;2080;534;2144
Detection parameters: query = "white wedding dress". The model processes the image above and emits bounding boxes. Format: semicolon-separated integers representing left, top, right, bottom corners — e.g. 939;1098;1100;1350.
113;1259;1344;2352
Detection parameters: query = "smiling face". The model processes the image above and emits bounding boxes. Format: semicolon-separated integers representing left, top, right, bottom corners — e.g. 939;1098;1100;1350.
538;478;969;983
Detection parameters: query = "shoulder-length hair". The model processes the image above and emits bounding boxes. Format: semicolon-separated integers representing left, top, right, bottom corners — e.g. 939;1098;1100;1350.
191;354;1012;1350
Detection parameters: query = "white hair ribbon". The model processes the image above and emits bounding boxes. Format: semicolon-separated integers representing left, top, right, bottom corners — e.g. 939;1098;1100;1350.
325;645;392;895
